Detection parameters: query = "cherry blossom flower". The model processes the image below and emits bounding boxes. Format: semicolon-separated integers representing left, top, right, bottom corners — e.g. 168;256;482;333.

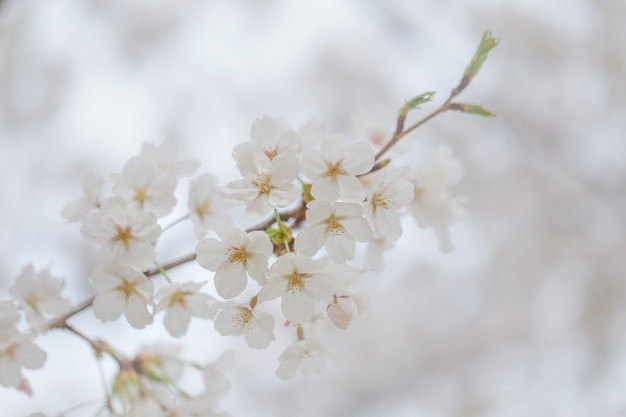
140;138;200;180
154;281;215;337
10;265;71;333
294;200;372;263
233;116;299;167
275;339;332;380
364;169;414;241
81;196;161;269
90;265;154;329
300;135;374;202
112;155;177;217
221;148;300;218
196;226;273;299
0;302;20;327
61;169;104;222
258;254;337;324
0;325;46;388
188;173;231;239
408;146;466;252
214;302;275;349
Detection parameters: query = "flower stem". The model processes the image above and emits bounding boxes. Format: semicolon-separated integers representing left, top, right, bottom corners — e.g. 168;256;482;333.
155;261;173;283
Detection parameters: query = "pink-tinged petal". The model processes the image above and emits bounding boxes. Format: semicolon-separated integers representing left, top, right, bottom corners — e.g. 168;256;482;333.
196;239;227;271
267;184;299;208
325;235;355;263
214;265;247;299
282;290;314;324
124;295;153;329
92;292;125;322
246;231;273;257
163;307;191;337
214;307;245;336
245;252;269;284
14;343;46;369
336;175;366;202
244;313;274;349
343;142;375;175
342;217;373;242
294;224;326;256
310;177;339;202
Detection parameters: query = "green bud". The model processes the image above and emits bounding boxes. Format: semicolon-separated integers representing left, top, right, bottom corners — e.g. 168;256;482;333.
302;183;314;204
399;91;436;117
449;102;496;117
266;224;292;245
464;31;499;79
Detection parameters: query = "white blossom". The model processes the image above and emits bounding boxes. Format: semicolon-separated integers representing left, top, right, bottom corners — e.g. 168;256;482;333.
140;138;200;179
275;339;332;380
61;169;104;222
90;265;154;329
188;173;231;239
10;265;71;333
221;148;300;218
214;302;274;349
0;302;20;326
408;146;466;252
81;196;161;269
301;135;374;202
364;169;414;241
0;325;46;388
235;116;299;165
112;155;177;217
196;226;273;299
154;281;214;337
258;254;337;324
295;200;372;263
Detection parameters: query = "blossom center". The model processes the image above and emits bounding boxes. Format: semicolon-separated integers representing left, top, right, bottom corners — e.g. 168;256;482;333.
170;290;187;307
234;308;253;326
287;272;305;293
135;187;148;205
227;247;247;265
263;147;277;160
327;215;344;236
324;160;346;177
253;173;272;193
195;202;211;217
118;280;138;300
373;192;391;209
113;225;134;248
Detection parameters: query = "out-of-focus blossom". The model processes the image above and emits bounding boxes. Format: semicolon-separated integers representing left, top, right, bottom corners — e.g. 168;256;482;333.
81;196;161;268
275;339;332;380
61;169;104;222
10;264;71;333
188;173;231;239
0;325;46;388
214;302;275;349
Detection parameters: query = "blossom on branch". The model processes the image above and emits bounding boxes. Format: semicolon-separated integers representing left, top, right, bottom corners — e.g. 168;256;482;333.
154;281;215;337
61;169;104;222
90;265;154;329
258;254;337;324
188;173;231;239
0;325;46;389
196;226;273;299
10;264;71;333
301;135;374;202
214;302;275;349
364;169;414;241
81;196;162;269
275;339;332;380
294;200;372;263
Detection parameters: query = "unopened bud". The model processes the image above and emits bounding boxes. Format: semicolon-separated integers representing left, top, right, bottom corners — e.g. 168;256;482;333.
327;295;358;329
399;91;436;117
449;102;496;117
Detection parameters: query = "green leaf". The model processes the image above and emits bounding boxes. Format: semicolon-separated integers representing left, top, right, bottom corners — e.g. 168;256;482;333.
399;91;436;116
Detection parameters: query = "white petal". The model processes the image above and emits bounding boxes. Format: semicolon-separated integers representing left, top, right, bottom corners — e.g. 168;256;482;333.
244;313;274;349
214;265;247;299
163;307;191;337
124;295;153;329
214;307;245;336
195;239;227;271
282;290;314;324
294;225;326;256
92;292;124;322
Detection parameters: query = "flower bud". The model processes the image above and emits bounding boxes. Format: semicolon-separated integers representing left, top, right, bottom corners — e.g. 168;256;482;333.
327;295;358;329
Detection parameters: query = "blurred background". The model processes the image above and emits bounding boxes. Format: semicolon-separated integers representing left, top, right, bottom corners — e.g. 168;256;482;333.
1;0;625;416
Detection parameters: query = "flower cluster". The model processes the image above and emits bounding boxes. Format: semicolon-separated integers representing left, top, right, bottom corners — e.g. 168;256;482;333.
1;29;499;414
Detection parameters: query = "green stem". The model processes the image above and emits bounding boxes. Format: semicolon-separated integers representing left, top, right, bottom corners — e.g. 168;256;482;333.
155;262;173;283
